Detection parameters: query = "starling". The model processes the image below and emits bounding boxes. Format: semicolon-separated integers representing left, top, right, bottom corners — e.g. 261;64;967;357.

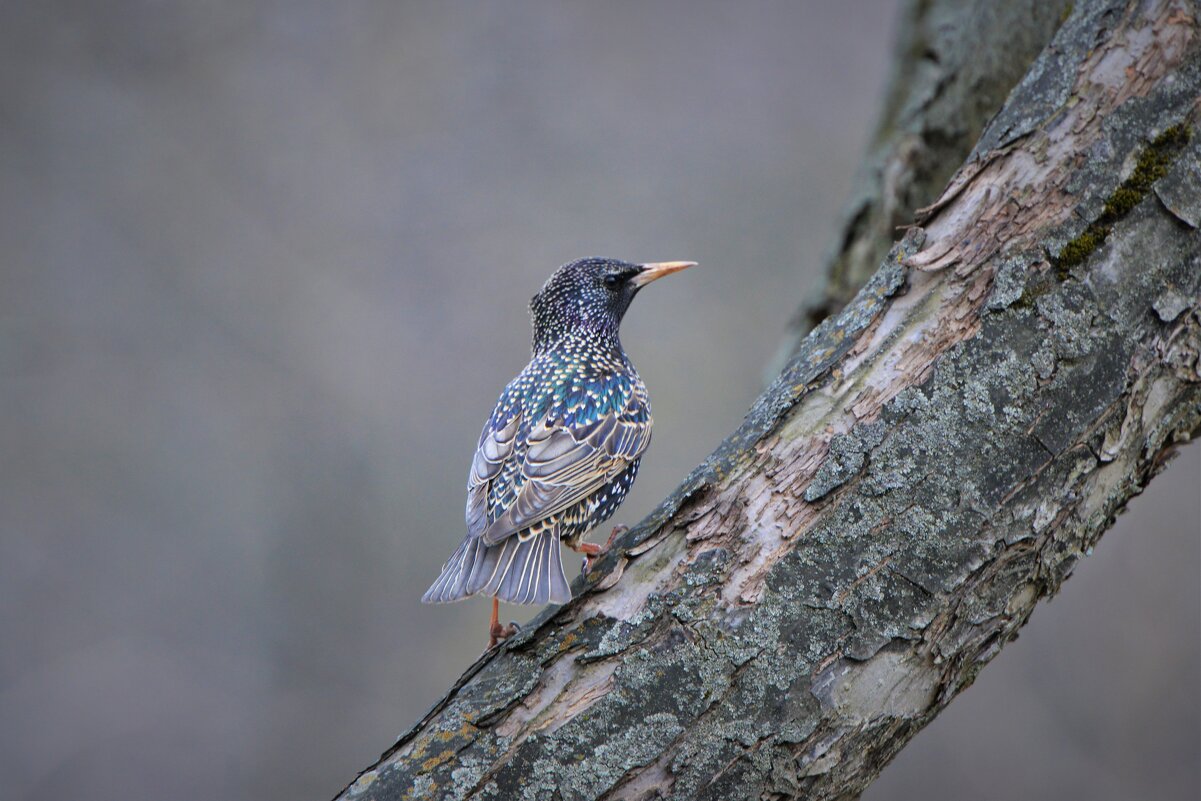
422;257;694;646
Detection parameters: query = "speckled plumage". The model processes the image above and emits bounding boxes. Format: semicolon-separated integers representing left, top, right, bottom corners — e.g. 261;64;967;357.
422;257;691;607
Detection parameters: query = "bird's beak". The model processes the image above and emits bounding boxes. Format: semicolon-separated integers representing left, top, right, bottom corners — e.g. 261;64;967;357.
630;261;697;288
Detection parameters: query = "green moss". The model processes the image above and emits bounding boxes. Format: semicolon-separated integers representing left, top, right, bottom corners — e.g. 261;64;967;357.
1100;187;1143;219
1053;124;1191;273
1120;123;1190;196
1056;224;1111;273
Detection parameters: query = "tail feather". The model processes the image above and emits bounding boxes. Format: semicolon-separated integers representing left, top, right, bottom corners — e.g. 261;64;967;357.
421;537;484;603
422;529;571;606
470;527;572;605
498;529;566;605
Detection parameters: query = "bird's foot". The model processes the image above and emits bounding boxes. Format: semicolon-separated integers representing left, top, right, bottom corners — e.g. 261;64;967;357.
488;620;518;650
604;524;629;549
574;525;629;575
486;597;518;650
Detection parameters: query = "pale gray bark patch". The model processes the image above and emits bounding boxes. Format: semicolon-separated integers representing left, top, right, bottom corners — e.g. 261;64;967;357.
812;645;942;723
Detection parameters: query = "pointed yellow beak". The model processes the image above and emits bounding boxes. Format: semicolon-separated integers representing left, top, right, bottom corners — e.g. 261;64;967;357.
630;261;697;288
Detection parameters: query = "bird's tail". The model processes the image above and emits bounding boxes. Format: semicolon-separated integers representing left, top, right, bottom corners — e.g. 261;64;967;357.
421;536;483;603
421;527;571;606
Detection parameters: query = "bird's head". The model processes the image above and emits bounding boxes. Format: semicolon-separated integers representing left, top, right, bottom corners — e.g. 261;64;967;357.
529;257;695;353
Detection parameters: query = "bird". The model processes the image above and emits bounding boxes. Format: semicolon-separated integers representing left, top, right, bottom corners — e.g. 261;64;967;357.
421;257;695;647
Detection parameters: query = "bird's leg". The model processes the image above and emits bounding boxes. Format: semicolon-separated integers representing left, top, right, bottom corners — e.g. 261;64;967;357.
487;597;516;649
570;525;629;574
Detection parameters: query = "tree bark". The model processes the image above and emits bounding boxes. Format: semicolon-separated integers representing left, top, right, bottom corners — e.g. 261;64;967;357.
339;2;1201;799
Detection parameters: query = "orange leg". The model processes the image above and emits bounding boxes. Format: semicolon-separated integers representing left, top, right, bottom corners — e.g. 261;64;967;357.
488;597;516;649
568;525;628;574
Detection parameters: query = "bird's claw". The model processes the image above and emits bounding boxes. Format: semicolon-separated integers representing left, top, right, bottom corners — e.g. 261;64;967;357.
579;524;630;576
486;597;519;650
488;619;518;650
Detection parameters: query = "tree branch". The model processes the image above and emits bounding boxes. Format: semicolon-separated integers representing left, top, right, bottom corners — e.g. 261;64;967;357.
338;2;1200;799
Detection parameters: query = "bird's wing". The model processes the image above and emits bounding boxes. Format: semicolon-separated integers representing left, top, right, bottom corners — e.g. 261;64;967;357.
478;382;651;546
465;410;522;540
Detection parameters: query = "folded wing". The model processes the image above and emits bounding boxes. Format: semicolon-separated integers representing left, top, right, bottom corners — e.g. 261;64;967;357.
479;403;651;545
465;412;521;539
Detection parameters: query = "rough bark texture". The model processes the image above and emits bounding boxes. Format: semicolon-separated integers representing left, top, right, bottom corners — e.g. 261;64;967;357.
773;0;1072;362
340;2;1201;799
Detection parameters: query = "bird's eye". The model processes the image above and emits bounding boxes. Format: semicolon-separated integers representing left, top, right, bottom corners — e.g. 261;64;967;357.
603;274;622;290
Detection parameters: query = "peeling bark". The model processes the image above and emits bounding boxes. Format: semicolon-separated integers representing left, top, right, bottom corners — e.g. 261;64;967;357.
338;3;1201;799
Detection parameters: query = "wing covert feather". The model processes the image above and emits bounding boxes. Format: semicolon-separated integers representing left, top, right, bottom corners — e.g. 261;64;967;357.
480;391;651;546
465;412;520;539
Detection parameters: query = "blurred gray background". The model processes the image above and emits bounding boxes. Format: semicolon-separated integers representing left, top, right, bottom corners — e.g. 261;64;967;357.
1;2;1196;800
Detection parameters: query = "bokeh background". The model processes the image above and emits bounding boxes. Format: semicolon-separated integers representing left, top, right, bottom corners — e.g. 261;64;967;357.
1;2;1197;800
